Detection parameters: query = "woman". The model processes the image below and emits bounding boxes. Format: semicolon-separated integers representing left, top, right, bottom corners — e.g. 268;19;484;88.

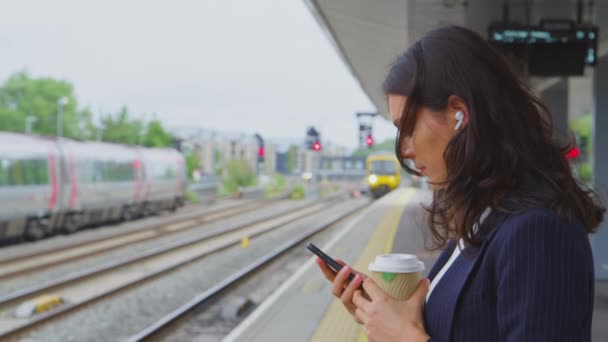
316;26;604;342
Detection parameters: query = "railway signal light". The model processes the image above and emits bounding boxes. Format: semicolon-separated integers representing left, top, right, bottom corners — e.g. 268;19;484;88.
306;127;322;152
365;134;374;148
254;133;264;162
566;146;580;160
357;112;378;148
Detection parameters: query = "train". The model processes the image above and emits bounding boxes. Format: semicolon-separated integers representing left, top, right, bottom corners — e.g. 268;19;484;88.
0;132;186;243
366;151;401;198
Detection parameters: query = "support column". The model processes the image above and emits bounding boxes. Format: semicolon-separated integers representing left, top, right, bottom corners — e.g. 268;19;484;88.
591;0;608;281
592;53;608;280
542;79;570;144
538;0;573;144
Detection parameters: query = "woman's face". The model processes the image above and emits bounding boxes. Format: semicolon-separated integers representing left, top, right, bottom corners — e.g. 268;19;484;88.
388;94;464;189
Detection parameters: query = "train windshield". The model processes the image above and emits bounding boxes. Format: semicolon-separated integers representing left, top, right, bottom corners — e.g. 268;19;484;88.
369;160;397;175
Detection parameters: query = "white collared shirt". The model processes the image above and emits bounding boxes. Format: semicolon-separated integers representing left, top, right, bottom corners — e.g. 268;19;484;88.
426;208;491;303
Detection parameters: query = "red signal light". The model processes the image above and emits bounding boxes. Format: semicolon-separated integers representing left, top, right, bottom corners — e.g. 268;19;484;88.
312;142;321;151
566;146;580;160
365;135;374;147
258;147;265;157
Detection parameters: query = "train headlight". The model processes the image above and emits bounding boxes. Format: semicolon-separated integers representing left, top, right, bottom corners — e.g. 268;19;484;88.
368;174;378;184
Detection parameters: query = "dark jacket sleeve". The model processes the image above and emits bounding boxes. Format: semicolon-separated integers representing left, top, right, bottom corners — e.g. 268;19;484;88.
495;210;594;342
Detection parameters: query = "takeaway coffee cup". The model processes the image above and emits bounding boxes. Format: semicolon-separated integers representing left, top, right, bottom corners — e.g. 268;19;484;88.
368;254;425;300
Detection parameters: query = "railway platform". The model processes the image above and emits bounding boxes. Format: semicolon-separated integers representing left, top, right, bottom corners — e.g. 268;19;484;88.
222;187;608;342
222;188;434;342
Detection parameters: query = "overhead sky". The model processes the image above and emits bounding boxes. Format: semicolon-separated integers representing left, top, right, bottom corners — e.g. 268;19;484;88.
0;0;398;149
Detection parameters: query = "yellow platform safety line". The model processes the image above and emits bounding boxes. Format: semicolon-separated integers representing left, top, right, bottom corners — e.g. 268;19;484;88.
34;294;63;313
311;188;417;342
15;294;63;318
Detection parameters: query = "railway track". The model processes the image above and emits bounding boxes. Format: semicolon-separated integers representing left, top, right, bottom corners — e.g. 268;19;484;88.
0;196;344;340
0;198;279;281
126;199;370;341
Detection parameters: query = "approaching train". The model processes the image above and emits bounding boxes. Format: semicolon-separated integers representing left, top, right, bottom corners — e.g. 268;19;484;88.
366;151;401;198
0;132;186;242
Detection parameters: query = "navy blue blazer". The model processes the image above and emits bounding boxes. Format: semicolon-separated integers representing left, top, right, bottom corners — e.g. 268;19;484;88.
424;208;595;342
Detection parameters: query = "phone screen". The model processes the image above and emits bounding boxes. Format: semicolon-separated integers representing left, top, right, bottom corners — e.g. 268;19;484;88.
307;242;355;282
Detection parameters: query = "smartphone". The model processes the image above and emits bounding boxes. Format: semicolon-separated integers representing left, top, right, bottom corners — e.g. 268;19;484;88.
307;242;356;282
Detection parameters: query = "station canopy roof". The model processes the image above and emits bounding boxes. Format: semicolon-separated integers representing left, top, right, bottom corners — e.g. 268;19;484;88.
303;0;467;120
304;0;607;119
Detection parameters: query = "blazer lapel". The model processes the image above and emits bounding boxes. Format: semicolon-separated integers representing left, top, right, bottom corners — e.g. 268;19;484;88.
426;213;509;340
427;240;456;281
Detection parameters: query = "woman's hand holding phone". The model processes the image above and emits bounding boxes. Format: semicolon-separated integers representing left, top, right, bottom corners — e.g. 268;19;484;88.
315;257;368;324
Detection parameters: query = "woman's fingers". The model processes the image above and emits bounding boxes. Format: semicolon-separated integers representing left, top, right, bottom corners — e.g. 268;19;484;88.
316;258;337;282
317;258;369;287
354;270;368;281
336;260;368;281
335;259;370;282
331;265;352;297
352;288;371;309
408;278;430;308
340;274;363;307
316;258;370;323
354;307;367;325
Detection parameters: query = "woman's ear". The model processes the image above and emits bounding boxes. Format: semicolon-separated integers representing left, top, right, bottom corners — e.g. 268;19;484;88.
447;95;469;130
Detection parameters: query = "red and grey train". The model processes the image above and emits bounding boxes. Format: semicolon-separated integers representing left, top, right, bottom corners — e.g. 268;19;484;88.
0;132;186;242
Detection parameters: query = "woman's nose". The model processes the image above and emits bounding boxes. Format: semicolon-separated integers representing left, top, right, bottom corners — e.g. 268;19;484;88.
400;137;415;159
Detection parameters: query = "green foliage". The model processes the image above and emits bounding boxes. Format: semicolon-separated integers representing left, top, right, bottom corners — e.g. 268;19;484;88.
100;107;143;145
0;71;95;140
214;149;224;176
569;114;593;183
580;163;592;183
264;173;287;197
222;159;256;193
0;71;174;147
101;111;173;147
218;184;233;196
185;152;200;180
286;145;297;173
143;120;173;147
290;183;306;200
570;115;592;138
352;138;396;158
185;190;200;204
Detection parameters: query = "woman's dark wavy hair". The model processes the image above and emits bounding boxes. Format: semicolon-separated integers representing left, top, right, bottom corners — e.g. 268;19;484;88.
383;26;605;249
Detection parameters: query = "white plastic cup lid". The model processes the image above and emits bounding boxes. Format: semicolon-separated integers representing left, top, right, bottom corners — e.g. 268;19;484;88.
368;254;425;273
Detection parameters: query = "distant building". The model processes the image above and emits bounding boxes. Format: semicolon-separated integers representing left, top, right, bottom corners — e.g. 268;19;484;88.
172;128;277;176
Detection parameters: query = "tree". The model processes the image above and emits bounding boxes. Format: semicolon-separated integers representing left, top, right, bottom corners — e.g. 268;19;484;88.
100;107;143;145
214;149;224;176
0;71;95;140
142;119;173;147
99;111;174;147
0;71;176;147
570;114;593;183
185;152;201;180
286;145;297;173
222;159;256;193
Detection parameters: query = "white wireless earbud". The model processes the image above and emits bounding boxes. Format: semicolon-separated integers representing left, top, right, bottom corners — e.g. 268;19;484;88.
454;111;464;131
